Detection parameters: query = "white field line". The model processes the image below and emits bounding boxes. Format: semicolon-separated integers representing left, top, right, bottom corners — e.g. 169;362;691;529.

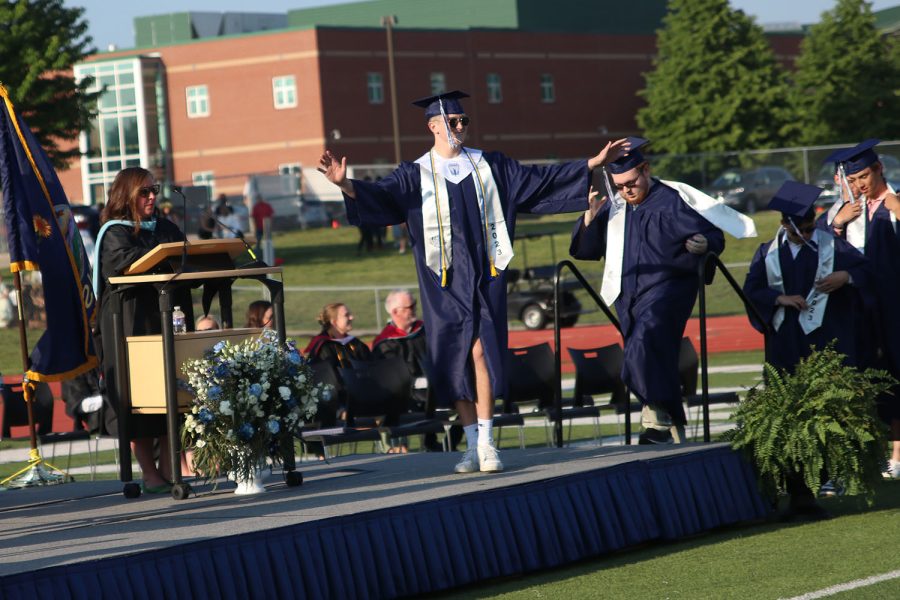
781;569;900;599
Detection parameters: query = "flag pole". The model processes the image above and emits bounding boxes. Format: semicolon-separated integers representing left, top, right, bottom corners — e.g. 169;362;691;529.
0;265;69;488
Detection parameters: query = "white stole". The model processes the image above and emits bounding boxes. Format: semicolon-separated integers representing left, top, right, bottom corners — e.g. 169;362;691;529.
830;183;897;250
417;149;513;282
764;228;834;335
598;179;757;306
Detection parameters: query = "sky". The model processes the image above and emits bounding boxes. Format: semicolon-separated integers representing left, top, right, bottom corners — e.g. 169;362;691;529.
66;0;900;51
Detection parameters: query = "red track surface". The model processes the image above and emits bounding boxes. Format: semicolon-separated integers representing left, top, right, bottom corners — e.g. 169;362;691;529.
509;314;763;374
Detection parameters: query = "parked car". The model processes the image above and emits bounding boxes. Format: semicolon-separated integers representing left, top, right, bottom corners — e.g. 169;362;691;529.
705;166;795;214
507;266;582;330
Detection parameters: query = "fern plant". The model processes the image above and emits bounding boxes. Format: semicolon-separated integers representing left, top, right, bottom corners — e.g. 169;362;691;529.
727;344;895;504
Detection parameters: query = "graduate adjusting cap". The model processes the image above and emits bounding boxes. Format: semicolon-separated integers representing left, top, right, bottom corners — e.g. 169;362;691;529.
411;90;469;119
767;181;822;223
607;137;650;174
829;139;881;175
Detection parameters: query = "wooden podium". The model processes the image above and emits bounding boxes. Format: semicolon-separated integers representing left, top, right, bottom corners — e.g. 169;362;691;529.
107;240;296;499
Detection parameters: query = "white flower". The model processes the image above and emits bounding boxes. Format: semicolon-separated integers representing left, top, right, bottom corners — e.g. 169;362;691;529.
196;439;207;448
195;424;205;434
219;400;233;416
278;386;291;400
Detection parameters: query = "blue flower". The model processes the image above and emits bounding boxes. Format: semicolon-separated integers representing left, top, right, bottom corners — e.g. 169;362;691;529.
214;363;229;378
198;407;215;424
213;341;227;353
285;397;297;409
208;385;223;400
249;383;263;398
236;423;255;441
286;349;301;365
267;420;280;434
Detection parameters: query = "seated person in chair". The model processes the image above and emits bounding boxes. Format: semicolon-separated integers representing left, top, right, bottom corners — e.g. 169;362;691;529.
372;289;426;400
303;302;372;368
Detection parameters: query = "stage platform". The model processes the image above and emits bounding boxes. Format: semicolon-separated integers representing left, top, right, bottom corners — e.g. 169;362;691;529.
0;443;769;599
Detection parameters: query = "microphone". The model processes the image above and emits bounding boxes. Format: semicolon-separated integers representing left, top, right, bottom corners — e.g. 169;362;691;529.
212;212;268;268
170;185;190;273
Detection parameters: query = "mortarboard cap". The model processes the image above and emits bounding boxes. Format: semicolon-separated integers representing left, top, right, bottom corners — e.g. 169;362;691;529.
831;139;881;175
823;148;846;172
411;90;469;119
607;137;650;174
767;181;822;223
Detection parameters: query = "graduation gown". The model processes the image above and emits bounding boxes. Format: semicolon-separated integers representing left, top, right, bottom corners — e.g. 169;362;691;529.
97;218;194;438
346;152;589;407
742;233;872;372
821;203;900;379
569;180;725;423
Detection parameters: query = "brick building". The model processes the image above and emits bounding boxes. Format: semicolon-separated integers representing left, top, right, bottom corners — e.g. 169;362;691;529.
58;0;803;207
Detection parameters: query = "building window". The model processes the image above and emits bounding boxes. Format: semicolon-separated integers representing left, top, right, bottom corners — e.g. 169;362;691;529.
430;72;446;95
367;72;384;104
186;85;210;118
540;74;555;104
272;76;297;109
486;73;502;104
192;171;215;196
279;163;301;175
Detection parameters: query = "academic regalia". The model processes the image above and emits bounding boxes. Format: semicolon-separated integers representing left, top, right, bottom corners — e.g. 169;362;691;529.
743;232;872;372
570;179;725;423
372;320;424;348
346;154;589;407
97;218;193;439
303;333;372;370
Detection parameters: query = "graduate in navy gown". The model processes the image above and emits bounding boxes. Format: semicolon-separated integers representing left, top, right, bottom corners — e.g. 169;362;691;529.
318;90;630;474
817;140;900;479
570;138;740;445
743;181;872;374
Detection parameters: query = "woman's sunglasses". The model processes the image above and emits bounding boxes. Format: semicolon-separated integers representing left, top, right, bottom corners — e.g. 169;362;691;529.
138;184;160;197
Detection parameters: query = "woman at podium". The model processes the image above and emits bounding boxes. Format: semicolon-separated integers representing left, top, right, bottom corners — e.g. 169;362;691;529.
95;167;194;493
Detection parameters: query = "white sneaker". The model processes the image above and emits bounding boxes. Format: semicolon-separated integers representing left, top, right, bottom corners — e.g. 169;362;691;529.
454;448;479;474
477;444;504;473
882;459;900;480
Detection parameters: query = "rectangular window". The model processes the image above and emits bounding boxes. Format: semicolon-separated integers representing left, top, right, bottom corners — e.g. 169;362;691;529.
186;85;210;118
367;72;384;104
540;74;555;104
486;73;502;104
272;75;297;109
278;163;301;175
430;72;446;95
192;171;215;193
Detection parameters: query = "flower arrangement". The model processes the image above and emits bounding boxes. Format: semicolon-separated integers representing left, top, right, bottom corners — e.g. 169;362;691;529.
181;330;322;485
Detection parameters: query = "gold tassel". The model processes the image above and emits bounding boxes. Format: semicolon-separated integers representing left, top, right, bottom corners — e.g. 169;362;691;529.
490;262;498;278
441;268;448;288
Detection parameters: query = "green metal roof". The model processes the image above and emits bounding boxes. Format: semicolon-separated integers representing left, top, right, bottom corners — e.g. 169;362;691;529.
288;0;667;34
874;5;900;34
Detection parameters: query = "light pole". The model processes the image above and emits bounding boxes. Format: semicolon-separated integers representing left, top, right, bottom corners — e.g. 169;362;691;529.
382;15;401;165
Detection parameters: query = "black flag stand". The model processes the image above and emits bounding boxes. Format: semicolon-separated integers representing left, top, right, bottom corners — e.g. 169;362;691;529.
0;271;69;488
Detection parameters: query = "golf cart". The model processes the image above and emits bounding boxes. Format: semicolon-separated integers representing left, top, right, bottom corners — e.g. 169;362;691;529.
507;231;582;330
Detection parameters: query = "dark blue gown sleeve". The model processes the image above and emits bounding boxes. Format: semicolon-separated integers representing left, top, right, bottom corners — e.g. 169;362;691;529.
742;243;779;334
343;165;417;227
488;153;590;215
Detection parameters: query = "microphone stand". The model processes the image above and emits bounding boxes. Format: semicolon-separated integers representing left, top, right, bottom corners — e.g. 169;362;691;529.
213;214;268;269
171;185;190;274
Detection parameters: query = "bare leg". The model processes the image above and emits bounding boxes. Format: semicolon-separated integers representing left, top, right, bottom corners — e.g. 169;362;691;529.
132;438;167;487
453;338;494;424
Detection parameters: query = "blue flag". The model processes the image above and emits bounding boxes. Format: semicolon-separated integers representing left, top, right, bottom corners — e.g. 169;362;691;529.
0;84;98;381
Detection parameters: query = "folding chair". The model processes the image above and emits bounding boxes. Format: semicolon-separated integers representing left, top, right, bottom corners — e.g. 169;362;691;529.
567;344;641;445
505;343;565;447
2;381;93;476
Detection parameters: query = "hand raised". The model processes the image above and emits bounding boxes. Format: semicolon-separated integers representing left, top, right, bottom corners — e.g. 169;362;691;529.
317;150;348;186
587;138;632;170
583;185;609;226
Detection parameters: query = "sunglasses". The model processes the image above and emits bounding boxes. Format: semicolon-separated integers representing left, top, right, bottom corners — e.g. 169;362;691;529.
447;116;470;128
138;184;160;197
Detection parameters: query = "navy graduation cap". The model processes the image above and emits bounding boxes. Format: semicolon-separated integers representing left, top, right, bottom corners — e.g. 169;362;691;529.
767;180;823;223
607;137;650;174
831;139;881;175
412;90;469;119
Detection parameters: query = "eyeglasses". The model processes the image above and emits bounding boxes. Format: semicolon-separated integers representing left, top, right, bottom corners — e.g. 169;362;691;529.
447;116;470;128
613;167;647;191
138;184;160;197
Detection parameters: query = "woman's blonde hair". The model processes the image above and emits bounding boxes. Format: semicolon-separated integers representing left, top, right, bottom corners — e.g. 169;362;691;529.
317;302;345;334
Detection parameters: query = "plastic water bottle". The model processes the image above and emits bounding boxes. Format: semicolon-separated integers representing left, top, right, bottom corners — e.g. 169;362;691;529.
172;306;187;334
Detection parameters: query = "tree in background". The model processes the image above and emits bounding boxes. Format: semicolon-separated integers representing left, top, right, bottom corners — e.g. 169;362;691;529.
636;0;792;182
0;0;97;168
788;0;900;145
